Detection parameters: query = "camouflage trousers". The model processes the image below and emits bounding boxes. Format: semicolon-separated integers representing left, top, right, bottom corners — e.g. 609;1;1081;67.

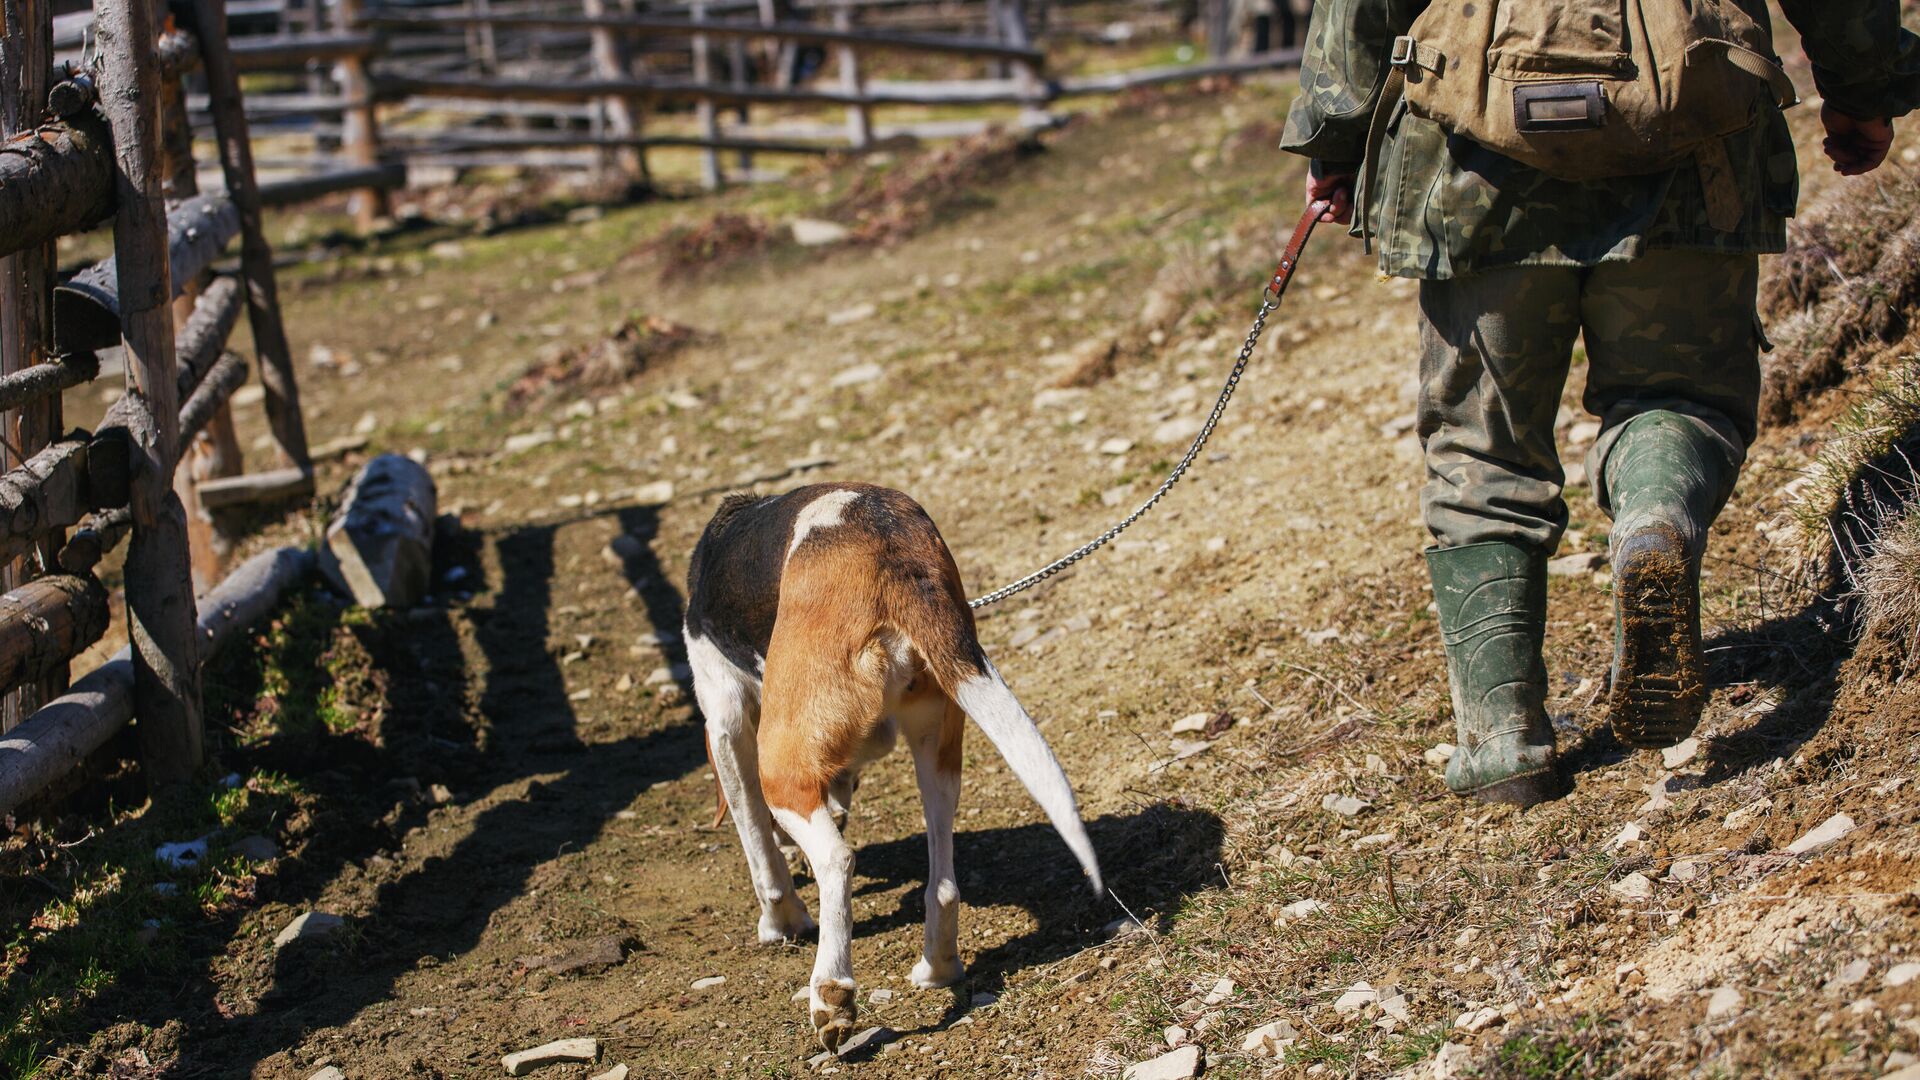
1416;249;1762;550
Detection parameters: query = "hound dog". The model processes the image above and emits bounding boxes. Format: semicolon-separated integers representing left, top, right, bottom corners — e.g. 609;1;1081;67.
684;482;1103;1051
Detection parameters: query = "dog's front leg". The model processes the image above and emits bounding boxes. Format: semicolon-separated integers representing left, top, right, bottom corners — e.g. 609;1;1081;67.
769;803;857;1052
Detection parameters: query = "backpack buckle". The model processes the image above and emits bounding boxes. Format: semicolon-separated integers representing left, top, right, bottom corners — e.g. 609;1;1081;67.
1390;36;1415;67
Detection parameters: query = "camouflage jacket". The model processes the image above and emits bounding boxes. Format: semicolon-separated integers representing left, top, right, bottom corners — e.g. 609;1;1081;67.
1280;0;1920;279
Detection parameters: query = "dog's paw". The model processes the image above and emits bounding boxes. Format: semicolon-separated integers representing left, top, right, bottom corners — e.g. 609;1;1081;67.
758;896;815;944
808;977;857;1052
909;955;964;989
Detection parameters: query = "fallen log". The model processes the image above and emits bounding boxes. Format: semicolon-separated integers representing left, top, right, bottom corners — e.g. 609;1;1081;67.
53;192;242;353
0;545;314;817
0;354;98;414
0;441;90;566
0;113;116;263
0;575;110;697
319;454;435;609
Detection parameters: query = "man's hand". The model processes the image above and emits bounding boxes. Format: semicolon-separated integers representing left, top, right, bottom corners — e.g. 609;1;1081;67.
1306;165;1356;225
1821;105;1894;176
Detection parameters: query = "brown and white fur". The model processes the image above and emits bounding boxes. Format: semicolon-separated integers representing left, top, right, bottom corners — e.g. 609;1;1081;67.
683;482;1103;1051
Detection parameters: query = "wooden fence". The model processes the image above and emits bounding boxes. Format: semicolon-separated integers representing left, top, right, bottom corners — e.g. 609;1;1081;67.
0;0;317;817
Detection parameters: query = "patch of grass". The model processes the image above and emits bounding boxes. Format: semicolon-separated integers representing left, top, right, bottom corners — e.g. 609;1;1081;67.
1788;356;1920;584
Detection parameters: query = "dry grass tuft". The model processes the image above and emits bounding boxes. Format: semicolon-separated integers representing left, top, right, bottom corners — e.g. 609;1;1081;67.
505;315;697;411
1759;167;1920;425
649;212;775;276
1854;504;1920;670
830;130;1042;245
1788;357;1920;587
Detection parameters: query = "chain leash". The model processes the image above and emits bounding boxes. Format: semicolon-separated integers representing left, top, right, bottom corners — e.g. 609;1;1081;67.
968;200;1331;610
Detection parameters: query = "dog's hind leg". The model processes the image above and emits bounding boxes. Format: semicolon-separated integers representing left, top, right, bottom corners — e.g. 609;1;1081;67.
687;633;813;943
901;690;965;989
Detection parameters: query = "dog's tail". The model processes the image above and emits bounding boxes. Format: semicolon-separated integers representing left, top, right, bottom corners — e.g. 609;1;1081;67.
903;587;1103;895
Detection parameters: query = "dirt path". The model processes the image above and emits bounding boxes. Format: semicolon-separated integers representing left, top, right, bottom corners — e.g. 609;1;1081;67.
23;70;1920;1080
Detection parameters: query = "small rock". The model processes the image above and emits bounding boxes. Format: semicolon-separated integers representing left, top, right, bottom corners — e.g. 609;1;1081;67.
1724;797;1774;831
588;1067;628;1080
1433;1042;1474;1079
1123;1045;1202;1080
232;835;280;862
1785;813;1856;855
1884;962;1920;988
273;911;344;949
629;480;674;505
1170;712;1211;735
1454;1007;1503;1033
155;837;210;869
1609;822;1648;851
791;219;850;246
830;362;884;387
502;1037;598;1075
1152;415;1204;446
503;430;555;454
1201;977;1235;1005
1547;551;1606;576
309;1069;347;1080
1333;981;1376;1016
827;302;878;326
1322;793;1370;817
1099;437;1135;455
1885;1053;1920;1074
1667;856;1709;883
837;1026;894;1056
1377;985;1410;1023
1705;985;1743;1020
970;991;1000;1007
429;784;454;805
1608;872;1655;901
1163;1025;1188;1048
1278;898;1327;922
690;975;726;990
1661;737;1700;770
869;987;895;1004
1424;743;1456;766
1240;1019;1298;1057
1831;958;1871;988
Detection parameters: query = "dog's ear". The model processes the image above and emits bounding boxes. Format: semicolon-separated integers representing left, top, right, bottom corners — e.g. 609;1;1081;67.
706;733;730;827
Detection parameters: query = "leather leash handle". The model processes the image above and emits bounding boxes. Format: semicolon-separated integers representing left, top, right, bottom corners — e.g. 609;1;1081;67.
1267;199;1330;300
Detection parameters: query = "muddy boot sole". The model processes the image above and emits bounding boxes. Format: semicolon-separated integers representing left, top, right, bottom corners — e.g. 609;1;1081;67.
1609;522;1707;749
1464;768;1563;809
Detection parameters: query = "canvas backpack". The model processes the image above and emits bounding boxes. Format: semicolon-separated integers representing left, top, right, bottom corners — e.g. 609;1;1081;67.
1361;0;1799;232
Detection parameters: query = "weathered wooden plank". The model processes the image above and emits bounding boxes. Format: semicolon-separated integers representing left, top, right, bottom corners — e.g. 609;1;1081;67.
53;193;241;354
172;275;245;400
195;465;314;510
0;440;88;566
228;31;379;71
184;0;313;472
57;506;131;575
255;162;408;206
0;574;109;697
94;0;204;788
384;128;836;155
0;355;97;413
0;545;313;817
1054;49;1300;95
0;114;116;263
361;8;1047;62
318;454;435;609
375;71;1040;107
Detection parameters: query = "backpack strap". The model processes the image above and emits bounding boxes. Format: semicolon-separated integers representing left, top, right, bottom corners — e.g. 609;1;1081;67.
1358;37;1444;250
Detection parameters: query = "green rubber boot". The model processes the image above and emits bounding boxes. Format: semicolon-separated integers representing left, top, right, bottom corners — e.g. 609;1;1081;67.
1603;413;1725;749
1428;541;1561;808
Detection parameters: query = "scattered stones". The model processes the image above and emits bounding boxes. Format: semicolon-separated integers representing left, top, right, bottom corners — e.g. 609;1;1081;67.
155;836;210;869
1333;981;1376;1016
232;835;280;862
273;911;344;949
1705;985;1743;1020
1546;551;1606;576
1885;962;1920;988
1321;793;1370;817
502;1037;598;1075
1099;437;1135;455
1240;1019;1298;1057
629;480;675;505
1610;822;1648;850
1163;1025;1188;1048
830;362;884;388
1201;977;1235;1005
790;219;850;246
1785;813;1856;855
1454;1007;1503;1033
1123;1045;1202;1080
1170;712;1212;735
1424;743;1456;766
690;975;726;990
1376;985;1411;1022
1724;797;1774;831
1638;774;1677;814
1608;873;1655;901
1661;737;1700;770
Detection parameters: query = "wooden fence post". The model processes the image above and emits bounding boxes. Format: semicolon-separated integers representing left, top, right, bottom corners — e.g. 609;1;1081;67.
584;0;648;189
690;0;723;190
158;28;246;596
833;4;873;150
999;0;1049;128
183;0;314;476
94;0;205;788
334;0;389;231
467;0;499;73
0;0;62;731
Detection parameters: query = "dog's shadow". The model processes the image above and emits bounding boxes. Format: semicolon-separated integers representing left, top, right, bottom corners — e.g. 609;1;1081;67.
836;801;1224;1044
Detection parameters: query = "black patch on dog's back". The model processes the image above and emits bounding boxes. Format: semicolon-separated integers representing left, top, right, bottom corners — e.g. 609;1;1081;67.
686;484;852;673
